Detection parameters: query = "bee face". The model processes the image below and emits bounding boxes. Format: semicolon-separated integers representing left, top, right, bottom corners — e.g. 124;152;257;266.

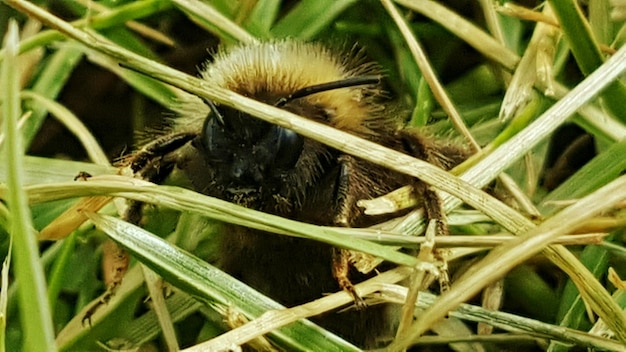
186;104;335;212
198;105;304;183
178;40;386;212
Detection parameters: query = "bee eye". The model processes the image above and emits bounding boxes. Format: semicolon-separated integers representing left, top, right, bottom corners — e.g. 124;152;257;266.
200;107;232;161
273;126;303;169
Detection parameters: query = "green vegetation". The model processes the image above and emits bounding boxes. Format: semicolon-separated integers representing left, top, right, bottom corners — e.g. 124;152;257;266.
1;0;626;351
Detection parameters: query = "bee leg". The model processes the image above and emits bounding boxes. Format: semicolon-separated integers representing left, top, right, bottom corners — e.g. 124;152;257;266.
399;129;453;290
424;190;451;292
124;132;198;173
331;155;368;307
412;181;448;237
332;248;367;309
333;155;360;227
398;129;452;237
81;240;130;327
412;181;451;290
83;132;196;326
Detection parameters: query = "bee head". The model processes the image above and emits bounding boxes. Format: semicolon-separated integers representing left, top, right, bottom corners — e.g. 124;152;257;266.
196;76;381;189
200;102;304;184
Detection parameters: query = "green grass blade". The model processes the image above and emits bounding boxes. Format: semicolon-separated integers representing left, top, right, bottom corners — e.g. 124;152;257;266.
548;244;610;352
549;0;626;123
171;0;257;44
12;178;418;267
87;212;360;352
0;0;172;60
46;233;77;316
271;0;357;39
539;138;626;215
1;20;56;352
21;46;83;150
245;0;280;38
0;155;116;185
20;91;109;166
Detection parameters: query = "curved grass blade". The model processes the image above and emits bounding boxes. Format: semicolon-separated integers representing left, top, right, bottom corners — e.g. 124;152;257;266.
87;212;360;351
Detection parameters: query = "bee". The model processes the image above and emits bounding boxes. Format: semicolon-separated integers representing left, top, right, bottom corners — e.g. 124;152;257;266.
121;40;467;348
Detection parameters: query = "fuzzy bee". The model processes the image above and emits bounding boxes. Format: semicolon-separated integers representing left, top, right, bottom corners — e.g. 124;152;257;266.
120;40;467;348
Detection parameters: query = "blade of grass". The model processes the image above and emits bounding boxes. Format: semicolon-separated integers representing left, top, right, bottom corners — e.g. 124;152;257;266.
141;265;179;351
505;265;559;322
0;156;116;185
381;285;626;351
1;19;56;352
84;45;183;111
46;232;76;315
388;174;626;351
589;0;616;45
0;0;173;60
245;0;280;38
20;46;83;150
539;138;626;214
55;263;146;351
13;177;419;268
547;244;611;352
540;139;626;352
271;0;357;39
497;5;556;122
192;266;412;351
87;212;361;352
394;0;520;71
0;201;11;352
121;288;203;347
171;0;257;44
62;0;175;47
20;91;109;165
549;0;626;122
381;0;479;151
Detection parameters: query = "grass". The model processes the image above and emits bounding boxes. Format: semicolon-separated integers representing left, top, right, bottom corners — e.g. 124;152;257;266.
0;0;626;351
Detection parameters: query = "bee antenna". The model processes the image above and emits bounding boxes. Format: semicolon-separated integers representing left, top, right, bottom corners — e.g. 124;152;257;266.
274;75;381;107
203;98;226;126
